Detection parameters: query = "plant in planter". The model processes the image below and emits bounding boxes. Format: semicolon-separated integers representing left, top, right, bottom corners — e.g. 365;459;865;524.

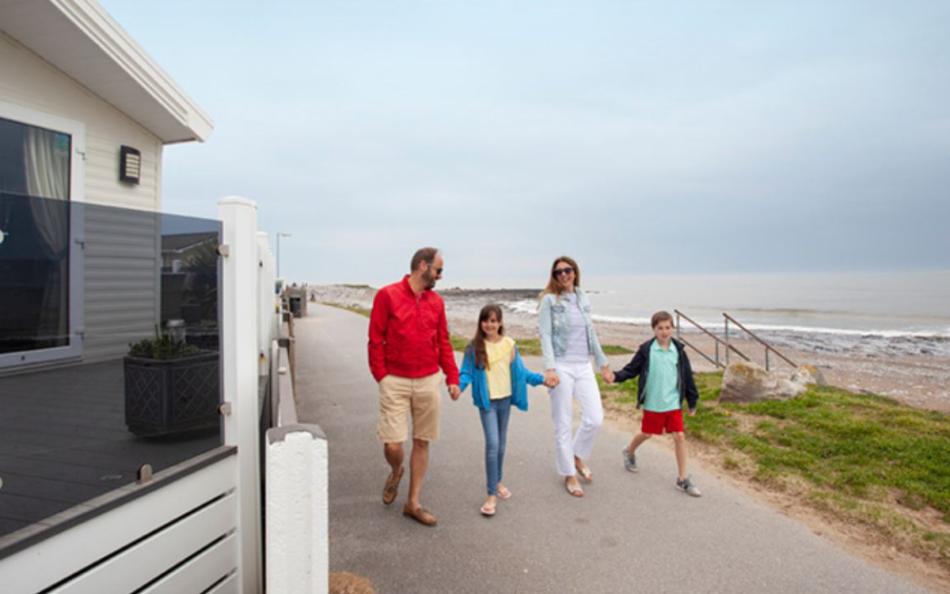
124;329;220;437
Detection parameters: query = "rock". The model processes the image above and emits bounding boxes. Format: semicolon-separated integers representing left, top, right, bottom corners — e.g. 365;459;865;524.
791;364;826;386
720;361;817;403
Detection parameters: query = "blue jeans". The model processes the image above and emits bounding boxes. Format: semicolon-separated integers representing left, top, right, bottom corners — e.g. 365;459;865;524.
479;396;512;496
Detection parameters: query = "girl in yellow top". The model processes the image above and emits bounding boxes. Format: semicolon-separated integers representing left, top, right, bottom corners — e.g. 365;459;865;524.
458;305;551;516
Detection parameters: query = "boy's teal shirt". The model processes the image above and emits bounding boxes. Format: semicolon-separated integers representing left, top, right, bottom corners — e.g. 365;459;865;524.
458;345;544;411
643;339;680;412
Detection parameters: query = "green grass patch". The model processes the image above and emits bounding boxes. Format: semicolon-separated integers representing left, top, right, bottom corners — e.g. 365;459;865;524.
462;336;633;357
450;335;470;352
598;370;950;570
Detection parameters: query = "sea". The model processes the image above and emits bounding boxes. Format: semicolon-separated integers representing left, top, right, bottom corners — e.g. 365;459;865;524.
441;270;950;358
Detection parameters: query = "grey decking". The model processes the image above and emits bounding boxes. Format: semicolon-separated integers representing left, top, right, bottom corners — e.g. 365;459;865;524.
0;360;220;551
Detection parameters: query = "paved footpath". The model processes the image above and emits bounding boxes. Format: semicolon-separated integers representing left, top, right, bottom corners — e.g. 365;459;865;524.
295;304;928;594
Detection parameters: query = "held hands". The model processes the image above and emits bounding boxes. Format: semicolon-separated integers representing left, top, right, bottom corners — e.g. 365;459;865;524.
688;408;697;417
600;366;615;384
448;384;461;400
543;370;560;389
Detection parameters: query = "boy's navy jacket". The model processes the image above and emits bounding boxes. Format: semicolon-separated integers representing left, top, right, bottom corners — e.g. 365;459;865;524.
613;338;700;411
458;345;544;411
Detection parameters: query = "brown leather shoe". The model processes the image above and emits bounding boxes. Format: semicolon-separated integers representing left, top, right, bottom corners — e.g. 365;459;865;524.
402;504;437;526
382;466;403;505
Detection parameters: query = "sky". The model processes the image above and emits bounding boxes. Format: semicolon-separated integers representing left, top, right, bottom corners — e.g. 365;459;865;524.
100;0;950;287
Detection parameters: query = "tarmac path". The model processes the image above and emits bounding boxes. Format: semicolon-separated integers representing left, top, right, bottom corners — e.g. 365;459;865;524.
295;304;928;594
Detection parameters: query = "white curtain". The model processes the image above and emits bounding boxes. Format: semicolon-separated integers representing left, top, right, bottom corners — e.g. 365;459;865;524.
23;127;70;345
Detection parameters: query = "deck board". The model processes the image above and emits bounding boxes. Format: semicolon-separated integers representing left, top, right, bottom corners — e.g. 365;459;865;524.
0;360;220;541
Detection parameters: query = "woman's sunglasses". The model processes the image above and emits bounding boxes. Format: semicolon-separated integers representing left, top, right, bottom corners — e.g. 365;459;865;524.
553;267;574;277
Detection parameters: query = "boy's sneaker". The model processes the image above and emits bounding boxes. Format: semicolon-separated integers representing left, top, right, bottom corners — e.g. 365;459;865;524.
676;475;702;497
621;448;638;472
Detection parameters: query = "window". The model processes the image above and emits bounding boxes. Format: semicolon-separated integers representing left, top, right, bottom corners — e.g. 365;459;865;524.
0;104;84;367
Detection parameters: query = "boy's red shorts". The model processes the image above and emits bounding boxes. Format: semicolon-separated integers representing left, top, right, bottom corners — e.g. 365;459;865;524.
641;409;684;434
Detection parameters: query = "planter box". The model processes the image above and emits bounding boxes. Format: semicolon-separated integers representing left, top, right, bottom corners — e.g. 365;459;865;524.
124;351;220;436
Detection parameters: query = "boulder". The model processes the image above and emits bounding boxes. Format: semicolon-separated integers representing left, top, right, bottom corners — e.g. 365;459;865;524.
720;361;822;403
791;363;826;386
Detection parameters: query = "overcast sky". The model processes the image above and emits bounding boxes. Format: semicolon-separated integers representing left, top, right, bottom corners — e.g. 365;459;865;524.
101;1;950;287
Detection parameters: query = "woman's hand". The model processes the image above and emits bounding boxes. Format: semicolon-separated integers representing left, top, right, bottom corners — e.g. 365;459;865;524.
544;370;559;388
600;366;615;384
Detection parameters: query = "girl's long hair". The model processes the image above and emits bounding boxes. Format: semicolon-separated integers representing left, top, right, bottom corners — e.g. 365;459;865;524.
541;255;581;298
472;304;504;370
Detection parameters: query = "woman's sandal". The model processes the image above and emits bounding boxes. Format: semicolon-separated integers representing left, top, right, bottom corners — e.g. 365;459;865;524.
480;500;497;517
575;462;593;483
564;478;584;497
496;485;512;500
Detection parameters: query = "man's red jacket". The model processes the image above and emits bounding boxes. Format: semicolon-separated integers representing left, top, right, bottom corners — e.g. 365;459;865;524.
367;276;460;385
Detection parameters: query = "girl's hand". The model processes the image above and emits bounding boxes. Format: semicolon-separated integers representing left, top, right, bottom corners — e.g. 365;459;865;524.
544;370;559;388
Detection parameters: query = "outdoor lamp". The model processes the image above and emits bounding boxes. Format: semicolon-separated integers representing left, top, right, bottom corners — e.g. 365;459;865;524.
119;145;141;184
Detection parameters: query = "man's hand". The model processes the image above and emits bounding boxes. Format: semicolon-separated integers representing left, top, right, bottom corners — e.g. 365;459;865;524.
543;370;559;389
448;384;461;400
600;366;615;384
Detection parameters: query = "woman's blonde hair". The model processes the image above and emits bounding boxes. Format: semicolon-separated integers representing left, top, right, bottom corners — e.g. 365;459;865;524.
540;256;581;298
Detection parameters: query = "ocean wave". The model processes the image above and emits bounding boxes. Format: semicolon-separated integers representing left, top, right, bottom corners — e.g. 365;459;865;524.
594;314;950;340
505;300;950;339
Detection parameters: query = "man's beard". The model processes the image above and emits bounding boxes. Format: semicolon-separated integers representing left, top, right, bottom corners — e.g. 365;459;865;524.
423;270;437;289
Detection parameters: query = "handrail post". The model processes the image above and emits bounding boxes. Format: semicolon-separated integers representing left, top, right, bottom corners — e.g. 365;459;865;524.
724;316;730;365
219;196;262;593
765;347;770;371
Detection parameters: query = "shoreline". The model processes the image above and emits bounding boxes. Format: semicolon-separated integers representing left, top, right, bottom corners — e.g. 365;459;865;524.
309;284;950;413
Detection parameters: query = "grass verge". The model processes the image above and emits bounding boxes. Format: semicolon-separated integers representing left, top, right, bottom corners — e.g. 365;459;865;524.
451;336;632;356
599;372;950;573
322;302;371;317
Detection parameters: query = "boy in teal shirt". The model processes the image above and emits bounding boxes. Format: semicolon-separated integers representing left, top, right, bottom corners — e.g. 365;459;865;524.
607;310;702;497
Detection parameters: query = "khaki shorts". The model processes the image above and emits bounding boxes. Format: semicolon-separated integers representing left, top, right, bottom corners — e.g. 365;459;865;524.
377;372;442;443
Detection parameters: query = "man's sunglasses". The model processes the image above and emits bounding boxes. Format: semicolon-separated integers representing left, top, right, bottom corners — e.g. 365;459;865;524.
553;267;574;277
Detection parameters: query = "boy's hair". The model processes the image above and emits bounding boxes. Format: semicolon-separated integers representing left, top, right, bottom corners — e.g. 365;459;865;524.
651;310;674;329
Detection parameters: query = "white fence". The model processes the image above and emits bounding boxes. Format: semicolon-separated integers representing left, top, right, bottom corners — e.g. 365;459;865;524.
264;317;330;593
0;197;267;593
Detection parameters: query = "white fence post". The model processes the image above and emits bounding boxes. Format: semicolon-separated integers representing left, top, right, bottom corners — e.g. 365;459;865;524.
257;232;276;376
266;425;329;594
219;196;262;593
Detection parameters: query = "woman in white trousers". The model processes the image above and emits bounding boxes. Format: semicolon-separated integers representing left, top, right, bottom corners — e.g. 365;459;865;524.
537;256;613;497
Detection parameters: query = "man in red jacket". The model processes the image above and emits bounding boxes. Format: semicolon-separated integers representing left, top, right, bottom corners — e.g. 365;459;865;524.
368;247;460;526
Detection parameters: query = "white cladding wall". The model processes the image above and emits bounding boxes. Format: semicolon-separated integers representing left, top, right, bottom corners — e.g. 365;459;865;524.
0;32;165;363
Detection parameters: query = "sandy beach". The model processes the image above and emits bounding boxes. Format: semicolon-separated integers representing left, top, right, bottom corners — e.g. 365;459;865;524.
309;284;950;413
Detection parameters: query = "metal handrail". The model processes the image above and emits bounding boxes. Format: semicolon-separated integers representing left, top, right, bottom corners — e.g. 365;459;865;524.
722;312;797;370
674;309;750;369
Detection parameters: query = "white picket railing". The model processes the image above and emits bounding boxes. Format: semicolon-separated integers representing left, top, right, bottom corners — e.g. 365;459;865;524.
264;321;330;593
0;197;268;593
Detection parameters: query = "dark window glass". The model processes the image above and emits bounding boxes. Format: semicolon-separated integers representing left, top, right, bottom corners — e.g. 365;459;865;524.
0;117;71;355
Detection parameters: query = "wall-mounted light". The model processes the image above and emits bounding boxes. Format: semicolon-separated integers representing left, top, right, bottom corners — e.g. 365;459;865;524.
119;145;141;184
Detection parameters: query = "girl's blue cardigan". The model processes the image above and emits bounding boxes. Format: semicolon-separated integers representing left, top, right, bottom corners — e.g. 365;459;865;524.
458;344;545;411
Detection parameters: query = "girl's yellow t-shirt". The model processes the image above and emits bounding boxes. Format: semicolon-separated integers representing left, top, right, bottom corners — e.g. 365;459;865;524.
485;336;515;400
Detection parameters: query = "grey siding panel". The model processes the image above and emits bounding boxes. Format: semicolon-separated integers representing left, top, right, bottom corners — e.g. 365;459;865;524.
82;207;159;363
